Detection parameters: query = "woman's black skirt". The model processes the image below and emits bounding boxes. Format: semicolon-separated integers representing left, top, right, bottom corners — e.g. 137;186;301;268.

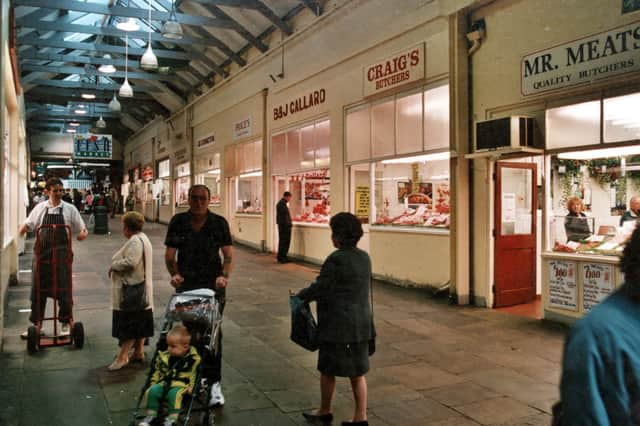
318;341;369;377
112;309;154;343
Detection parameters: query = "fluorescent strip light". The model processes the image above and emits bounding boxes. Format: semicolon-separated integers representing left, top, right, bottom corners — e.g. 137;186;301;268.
207;169;221;175
78;162;110;167
81;93;96;100
381;151;450;164
557;145;640;160
239;171;262;178
66;129;77;133
69;122;80;127
48;165;73;169
75;109;87;115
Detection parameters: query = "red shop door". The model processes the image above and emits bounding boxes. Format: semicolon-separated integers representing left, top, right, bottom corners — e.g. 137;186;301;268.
494;162;537;307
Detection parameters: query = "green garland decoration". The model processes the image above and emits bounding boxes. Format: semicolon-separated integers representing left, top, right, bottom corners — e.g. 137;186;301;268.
587;157;621;187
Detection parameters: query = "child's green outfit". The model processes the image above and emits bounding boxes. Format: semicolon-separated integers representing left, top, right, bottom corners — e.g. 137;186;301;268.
142;345;201;422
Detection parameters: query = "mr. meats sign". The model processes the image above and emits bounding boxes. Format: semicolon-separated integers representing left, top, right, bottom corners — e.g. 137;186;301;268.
522;21;640;96
364;43;425;97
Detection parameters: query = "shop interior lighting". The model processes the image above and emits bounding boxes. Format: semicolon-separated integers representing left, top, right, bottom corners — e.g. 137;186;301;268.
239;171;262;178
140;0;158;70
381;151;450;164
108;93;121;112
207;169;221;174
81;93;96;100
119;35;134;98
65;129;77;134
96;116;107;128
116;1;140;32
162;0;183;40
48;164;74;168
98;54;117;73
69;122;81;127
74;108;88;115
558;145;640;160
375;176;409;181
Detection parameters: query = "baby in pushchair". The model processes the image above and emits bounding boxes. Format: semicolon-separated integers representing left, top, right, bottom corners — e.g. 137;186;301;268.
132;289;222;426
139;325;200;426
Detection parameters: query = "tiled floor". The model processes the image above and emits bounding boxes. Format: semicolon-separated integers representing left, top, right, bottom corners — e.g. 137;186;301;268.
0;216;568;425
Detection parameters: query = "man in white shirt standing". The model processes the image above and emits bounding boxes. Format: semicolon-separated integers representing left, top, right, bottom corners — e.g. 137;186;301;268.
19;177;88;337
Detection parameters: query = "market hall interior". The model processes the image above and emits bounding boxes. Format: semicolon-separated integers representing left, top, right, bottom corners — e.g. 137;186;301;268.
2;0;640;423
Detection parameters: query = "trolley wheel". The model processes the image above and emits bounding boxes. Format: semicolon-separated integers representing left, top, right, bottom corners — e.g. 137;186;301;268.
72;322;84;349
27;325;39;354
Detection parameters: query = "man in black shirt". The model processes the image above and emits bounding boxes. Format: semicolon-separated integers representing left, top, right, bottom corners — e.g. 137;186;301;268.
276;191;292;263
164;184;233;407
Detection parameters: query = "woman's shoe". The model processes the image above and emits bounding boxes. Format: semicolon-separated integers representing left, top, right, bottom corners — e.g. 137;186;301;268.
107;358;129;371
130;354;145;363
302;412;333;423
341;421;368;426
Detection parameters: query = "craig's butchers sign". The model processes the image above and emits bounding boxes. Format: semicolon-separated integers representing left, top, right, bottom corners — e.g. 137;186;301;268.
364;43;425;97
522;21;640;96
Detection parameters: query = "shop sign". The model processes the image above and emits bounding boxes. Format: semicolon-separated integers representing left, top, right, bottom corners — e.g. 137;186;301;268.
548;260;578;311
582;263;613;312
197;133;216;149
273;89;326;121
175;147;187;163
363;43;425;97
233;116;252;140
522;20;640;96
355;186;370;220
73;134;112;159
142;165;154;182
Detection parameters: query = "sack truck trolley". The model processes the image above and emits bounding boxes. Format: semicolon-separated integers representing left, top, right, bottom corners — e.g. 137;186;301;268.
27;224;84;353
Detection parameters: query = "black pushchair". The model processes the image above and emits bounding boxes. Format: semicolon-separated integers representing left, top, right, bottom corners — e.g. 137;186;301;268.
130;289;222;426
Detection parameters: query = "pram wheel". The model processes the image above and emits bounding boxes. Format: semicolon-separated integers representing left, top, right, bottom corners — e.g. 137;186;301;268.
71;322;84;349
202;411;215;426
26;325;39;354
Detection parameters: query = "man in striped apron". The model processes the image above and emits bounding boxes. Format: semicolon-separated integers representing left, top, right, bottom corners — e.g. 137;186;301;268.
19;178;87;337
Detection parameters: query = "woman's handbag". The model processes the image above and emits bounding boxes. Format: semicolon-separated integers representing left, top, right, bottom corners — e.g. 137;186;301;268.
368;278;376;356
289;295;319;351
121;281;147;311
120;236;147;312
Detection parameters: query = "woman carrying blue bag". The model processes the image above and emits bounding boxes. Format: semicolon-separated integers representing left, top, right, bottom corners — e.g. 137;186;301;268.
291;212;373;426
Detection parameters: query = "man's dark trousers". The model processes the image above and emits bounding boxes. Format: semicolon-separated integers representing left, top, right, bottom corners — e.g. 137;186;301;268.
277;224;291;262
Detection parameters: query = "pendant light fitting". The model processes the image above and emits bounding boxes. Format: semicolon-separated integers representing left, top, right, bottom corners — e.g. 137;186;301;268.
140;0;158;70
162;1;183;40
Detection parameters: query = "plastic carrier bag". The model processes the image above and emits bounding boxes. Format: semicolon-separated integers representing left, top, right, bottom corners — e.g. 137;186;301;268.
289;295;319;351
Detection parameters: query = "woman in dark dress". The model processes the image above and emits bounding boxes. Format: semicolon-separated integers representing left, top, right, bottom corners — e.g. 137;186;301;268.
295;212;373;426
108;212;154;371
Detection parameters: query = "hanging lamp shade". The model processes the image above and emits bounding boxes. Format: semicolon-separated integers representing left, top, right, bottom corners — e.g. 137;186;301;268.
119;78;134;98
140;44;158;70
108;94;121;112
116;17;140;32
98;54;116;73
162;2;183;40
96;116;107;129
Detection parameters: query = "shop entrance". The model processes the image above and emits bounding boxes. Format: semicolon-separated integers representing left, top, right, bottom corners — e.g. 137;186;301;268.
494;161;537;308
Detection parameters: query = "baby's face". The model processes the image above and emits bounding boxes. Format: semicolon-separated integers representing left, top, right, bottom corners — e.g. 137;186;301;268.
166;335;189;357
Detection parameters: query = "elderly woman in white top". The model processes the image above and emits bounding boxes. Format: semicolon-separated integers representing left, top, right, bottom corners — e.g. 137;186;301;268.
108;211;154;371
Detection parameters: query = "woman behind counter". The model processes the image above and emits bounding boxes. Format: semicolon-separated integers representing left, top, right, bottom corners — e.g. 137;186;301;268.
108;211;154;371
564;196;592;242
294;212;373;426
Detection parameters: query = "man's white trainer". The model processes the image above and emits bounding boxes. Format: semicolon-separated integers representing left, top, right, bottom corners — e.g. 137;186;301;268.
209;381;225;406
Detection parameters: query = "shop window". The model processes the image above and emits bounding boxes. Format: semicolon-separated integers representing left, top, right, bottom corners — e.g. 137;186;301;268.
349;163;371;224
424;84;450;151
229;140;262;214
604;93;640;143
372;153;450;229
158;158;171;206
546;101;600;149
372;100;395;158
271;133;286;174
315;120;330;167
195;153;221;205
174;162;190;206
288;169;330;224
346;105;371;162
396;92;423;155
550;145;640;255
